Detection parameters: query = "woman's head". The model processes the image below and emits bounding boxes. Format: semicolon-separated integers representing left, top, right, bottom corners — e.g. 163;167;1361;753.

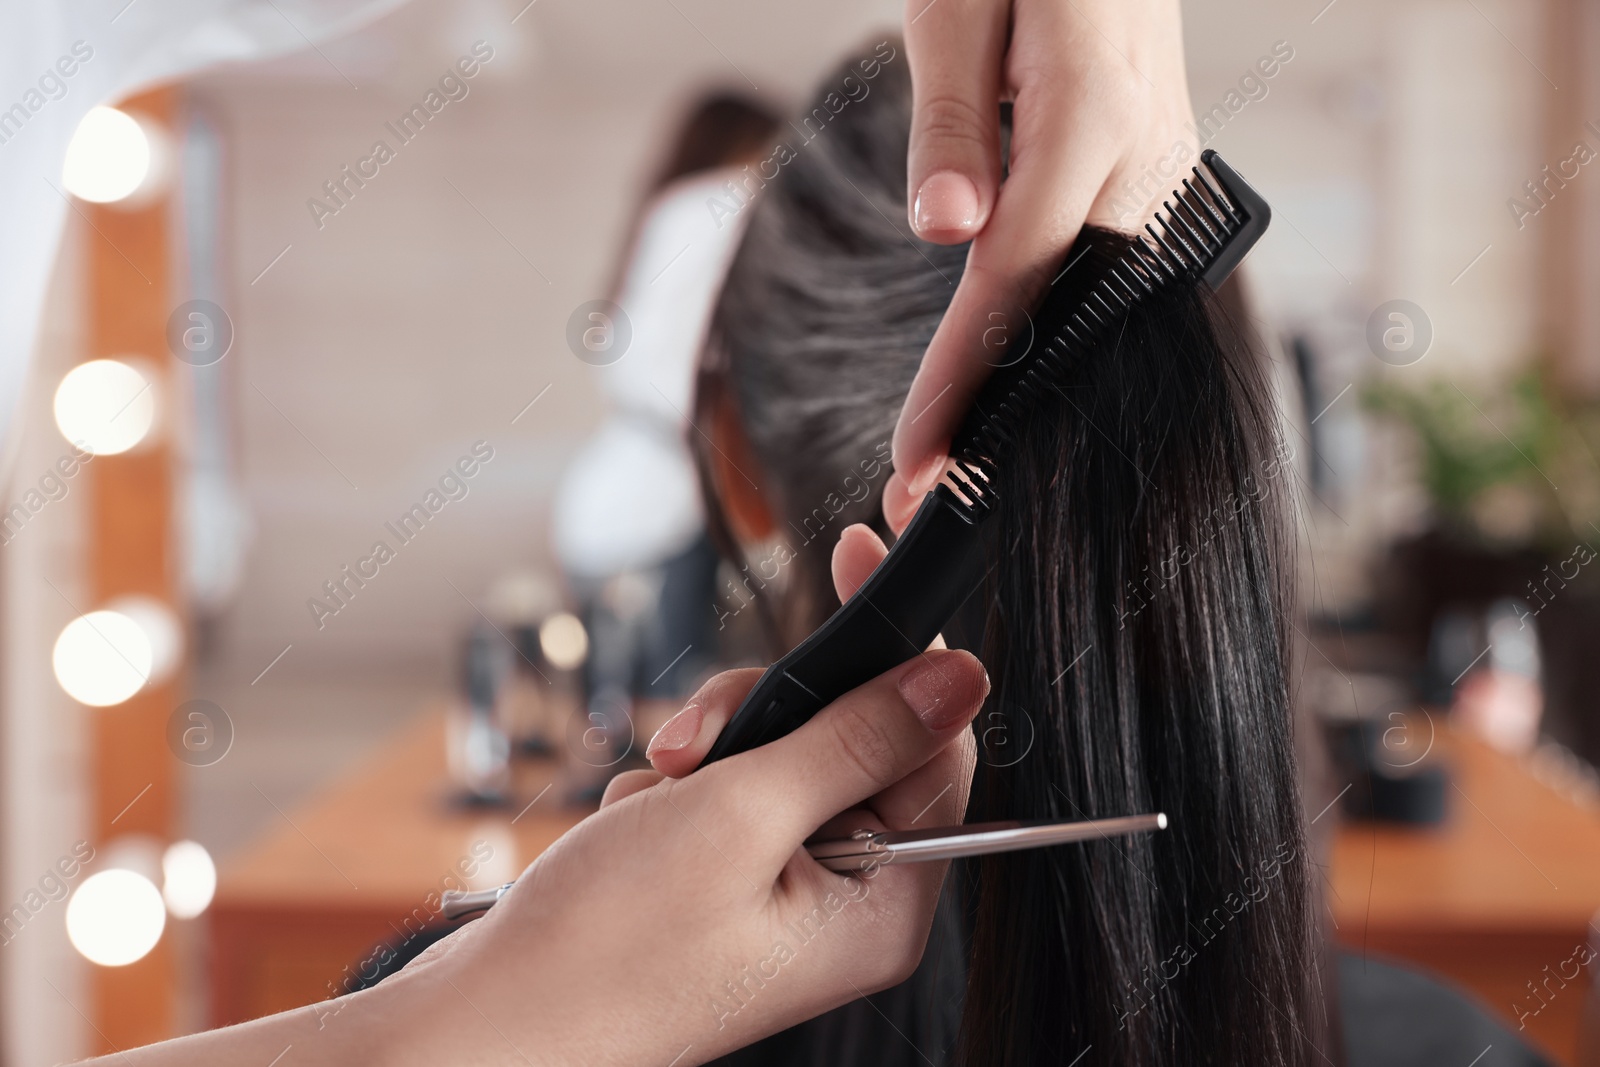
697;42;964;646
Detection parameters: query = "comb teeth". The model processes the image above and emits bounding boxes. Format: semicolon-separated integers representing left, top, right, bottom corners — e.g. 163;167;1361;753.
942;150;1270;517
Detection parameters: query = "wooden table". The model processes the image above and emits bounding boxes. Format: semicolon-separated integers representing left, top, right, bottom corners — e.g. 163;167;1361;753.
1330;726;1600;1065
209;711;589;1026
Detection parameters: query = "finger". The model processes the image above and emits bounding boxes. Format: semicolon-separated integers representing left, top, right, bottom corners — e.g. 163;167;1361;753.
868;714;976;831
785;728;975;905
806;718;975;843
644;668;763;778
599;768;663;809
830;522;946;653
890;78;1128;513
831;523;889;600
880;458;958;536
724;648;989;849
903;0;1009;242
881;470;922;536
774;730;975;980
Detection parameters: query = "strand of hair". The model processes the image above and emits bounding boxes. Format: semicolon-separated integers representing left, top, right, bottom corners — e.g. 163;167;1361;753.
1133;235;1179;281
1109;265;1146;300
1118;250;1159;292
1099;281;1131;311
1121;261;1156;294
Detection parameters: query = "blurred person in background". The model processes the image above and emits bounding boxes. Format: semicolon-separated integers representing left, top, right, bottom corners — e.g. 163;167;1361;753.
552;93;777;799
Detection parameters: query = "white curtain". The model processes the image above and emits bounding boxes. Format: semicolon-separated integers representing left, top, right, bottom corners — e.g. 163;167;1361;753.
0;0;409;478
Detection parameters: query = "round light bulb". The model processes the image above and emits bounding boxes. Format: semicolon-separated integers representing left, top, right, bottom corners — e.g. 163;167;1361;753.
539;612;588;671
54;359;155;456
66;869;166;966
62;107;152;203
161;841;216;920
53;610;152;707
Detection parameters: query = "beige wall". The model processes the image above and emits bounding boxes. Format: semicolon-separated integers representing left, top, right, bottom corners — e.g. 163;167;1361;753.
1185;0;1553;610
191;0;906;676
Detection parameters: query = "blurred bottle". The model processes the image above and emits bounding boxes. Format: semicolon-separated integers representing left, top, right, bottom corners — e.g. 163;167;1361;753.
485;570;591;758
1425;606;1480;707
446;623;512;805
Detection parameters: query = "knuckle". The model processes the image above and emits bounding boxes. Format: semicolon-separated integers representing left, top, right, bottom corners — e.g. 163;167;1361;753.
1101;74;1147;123
829;700;903;792
698;667;759;710
1013;60;1145;125
689;758;765;839
913;92;994;159
680;667;761;733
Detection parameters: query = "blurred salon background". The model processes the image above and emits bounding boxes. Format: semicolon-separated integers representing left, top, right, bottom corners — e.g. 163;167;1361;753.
3;0;1599;1062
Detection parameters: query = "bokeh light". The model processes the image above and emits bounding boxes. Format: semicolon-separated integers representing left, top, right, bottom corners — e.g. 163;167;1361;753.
161;840;216;919
539;612;588;670
66;869;166;966
53;359;156;456
61;107;152;203
106;595;183;685
52;610;152;707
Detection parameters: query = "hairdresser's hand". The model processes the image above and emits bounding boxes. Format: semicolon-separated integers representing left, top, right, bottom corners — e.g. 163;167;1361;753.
886;0;1194;531
376;528;984;1067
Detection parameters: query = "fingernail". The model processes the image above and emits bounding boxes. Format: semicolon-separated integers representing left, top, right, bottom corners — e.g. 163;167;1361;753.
908;454;947;497
913;171;979;236
898;650;989;731
646;702;703;757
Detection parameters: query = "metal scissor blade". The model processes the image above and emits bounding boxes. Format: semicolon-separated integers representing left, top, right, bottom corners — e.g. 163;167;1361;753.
439;881;512;921
808;812;1167;873
442;812;1169;919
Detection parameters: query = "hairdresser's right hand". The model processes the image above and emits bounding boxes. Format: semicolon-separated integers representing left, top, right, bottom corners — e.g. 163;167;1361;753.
886;0;1194;531
374;530;984;1067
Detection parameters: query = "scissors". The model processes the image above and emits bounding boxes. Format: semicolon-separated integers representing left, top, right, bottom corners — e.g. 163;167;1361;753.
440;811;1166;921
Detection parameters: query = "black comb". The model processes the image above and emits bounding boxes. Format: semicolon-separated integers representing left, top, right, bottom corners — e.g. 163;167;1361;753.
702;149;1270;765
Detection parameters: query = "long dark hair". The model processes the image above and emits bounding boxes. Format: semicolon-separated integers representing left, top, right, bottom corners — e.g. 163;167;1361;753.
696;40;1326;1066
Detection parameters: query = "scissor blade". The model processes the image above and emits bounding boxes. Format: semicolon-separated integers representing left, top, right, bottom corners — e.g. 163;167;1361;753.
809;812;1167;873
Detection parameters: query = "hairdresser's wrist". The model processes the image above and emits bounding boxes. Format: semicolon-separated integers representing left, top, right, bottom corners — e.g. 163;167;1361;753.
367;953;574;1067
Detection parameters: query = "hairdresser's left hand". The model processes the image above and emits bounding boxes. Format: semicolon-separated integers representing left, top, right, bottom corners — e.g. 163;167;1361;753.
368;526;983;1067
886;0;1195;531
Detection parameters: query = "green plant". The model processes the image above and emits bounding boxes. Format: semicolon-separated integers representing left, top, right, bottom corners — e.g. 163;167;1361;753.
1362;365;1600;550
